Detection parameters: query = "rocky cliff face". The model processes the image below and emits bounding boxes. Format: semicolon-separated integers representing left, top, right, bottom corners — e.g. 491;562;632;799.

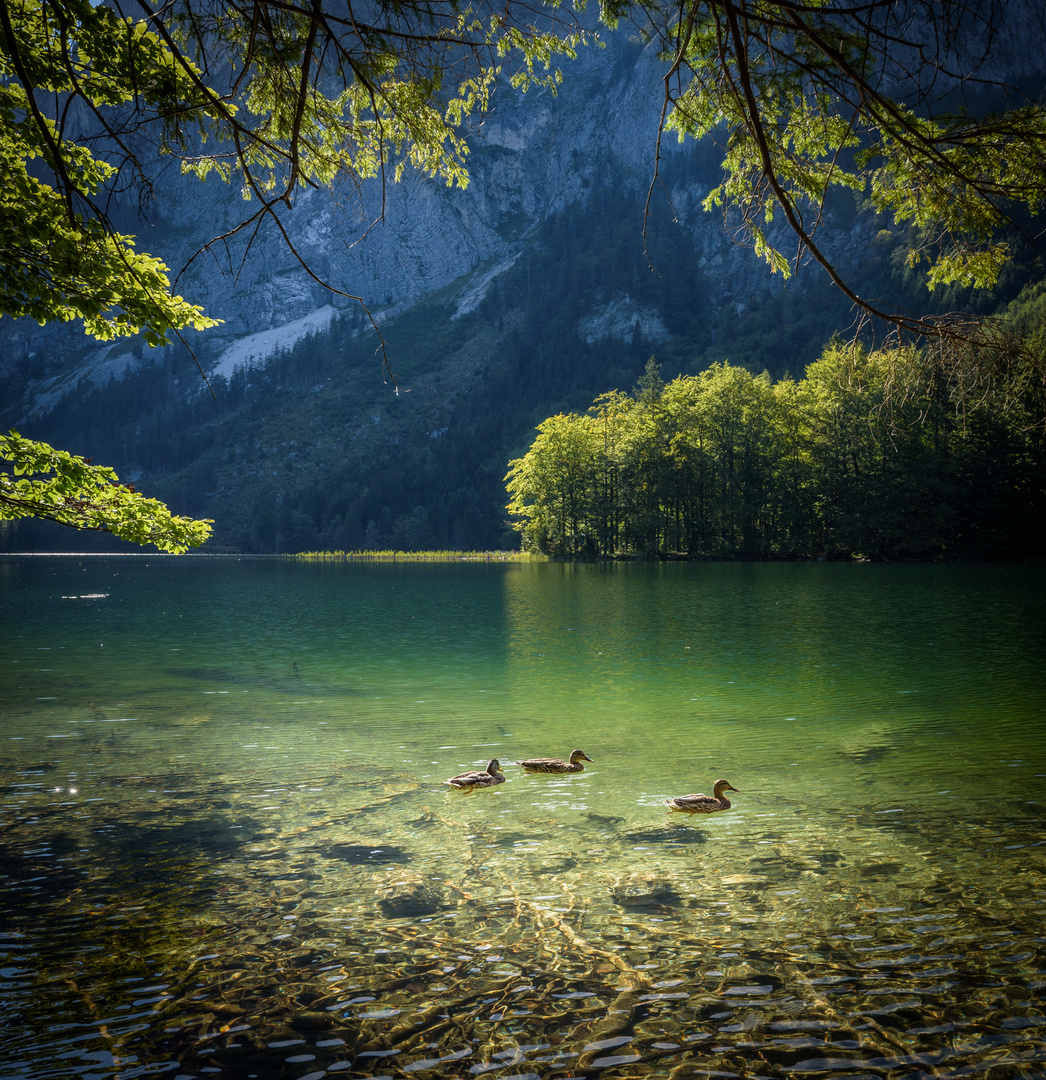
1;27;733;413
155;27;693;341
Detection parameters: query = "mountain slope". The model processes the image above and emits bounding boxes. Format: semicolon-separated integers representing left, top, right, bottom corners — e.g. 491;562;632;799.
2;20;1045;553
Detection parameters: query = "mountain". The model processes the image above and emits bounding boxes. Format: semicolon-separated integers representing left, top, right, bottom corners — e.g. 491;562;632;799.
1;21;1043;554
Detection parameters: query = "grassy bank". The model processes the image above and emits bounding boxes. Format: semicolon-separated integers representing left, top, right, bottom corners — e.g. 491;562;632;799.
290;549;540;561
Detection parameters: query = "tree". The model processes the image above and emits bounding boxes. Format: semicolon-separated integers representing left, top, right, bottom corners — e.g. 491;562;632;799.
4;0;1045;546
5;0;1044;351
0;0;580;350
1;431;211;552
588;389;632;555
506;413;600;555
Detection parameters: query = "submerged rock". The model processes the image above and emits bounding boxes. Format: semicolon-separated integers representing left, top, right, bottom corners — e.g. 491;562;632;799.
289;1009;336;1033
375;869;442;917
609;871;680;907
621;826;707;846
321;841;410;864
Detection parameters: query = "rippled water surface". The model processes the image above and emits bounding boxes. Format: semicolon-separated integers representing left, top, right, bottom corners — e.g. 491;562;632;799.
1;556;1044;1080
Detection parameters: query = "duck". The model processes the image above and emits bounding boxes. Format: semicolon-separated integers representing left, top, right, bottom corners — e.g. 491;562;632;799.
516;749;593;774
444;758;505;790
665;778;739;814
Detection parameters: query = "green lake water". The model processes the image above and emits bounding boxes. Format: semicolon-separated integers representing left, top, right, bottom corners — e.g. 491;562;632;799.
1;555;1044;1080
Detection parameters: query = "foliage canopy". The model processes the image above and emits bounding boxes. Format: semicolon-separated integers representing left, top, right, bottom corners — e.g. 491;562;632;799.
0;0;582;346
2;0;1045;344
505;345;1046;560
636;0;1046;335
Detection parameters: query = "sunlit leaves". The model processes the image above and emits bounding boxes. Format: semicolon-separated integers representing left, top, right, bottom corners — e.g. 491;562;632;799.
0;432;212;552
506;412;602;554
0;154;218;341
0;0;223;342
654;0;1046;305
166;0;581;202
862;106;1046;290
1;0;586;344
505;338;1042;559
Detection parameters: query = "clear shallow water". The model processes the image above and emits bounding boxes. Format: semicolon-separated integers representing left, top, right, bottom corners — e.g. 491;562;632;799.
1;555;1044;1080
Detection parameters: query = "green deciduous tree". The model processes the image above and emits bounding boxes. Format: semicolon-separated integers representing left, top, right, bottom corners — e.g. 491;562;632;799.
5;0;1045;352
506;411;601;555
4;0;1046;548
0;0;580;347
0;0;224;344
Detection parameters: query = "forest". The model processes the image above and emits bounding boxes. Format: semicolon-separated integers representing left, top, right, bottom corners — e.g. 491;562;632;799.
5;0;1046;558
506;331;1046;561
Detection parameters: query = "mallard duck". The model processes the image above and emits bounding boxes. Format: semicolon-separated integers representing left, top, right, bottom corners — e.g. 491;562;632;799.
665;778;739;814
516;749;593;774
444;758;505;790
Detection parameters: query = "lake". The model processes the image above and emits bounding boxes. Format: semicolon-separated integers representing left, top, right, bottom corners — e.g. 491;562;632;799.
1;555;1045;1080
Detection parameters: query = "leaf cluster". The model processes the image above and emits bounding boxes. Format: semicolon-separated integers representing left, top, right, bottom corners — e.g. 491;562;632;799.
0;0;223;343
0;430;212;552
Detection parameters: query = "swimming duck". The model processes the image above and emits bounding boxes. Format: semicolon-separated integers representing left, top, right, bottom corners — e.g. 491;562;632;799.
516;749;593;774
444;758;505;790
665;779;739;814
